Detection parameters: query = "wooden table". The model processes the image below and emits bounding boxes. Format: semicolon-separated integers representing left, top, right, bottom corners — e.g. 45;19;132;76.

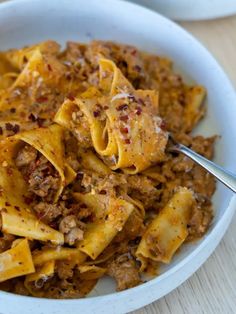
134;15;236;314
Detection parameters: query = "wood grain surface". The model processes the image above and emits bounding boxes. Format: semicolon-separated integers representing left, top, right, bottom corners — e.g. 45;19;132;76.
133;15;236;314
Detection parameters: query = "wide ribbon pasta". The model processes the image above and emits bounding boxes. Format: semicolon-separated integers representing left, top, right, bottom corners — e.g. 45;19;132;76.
15;124;76;200
0;41;83;139
55;58;168;173
74;193;135;259
0;137;64;244
183;86;206;132
0;39;213;297
33;248;86;266
136;187;194;269
3;40;60;71
0;239;35;282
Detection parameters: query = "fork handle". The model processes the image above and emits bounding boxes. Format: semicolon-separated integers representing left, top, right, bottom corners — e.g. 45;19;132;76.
170;143;236;193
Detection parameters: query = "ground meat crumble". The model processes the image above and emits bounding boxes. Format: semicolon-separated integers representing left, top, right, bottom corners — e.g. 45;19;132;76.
15;144;60;202
107;254;141;291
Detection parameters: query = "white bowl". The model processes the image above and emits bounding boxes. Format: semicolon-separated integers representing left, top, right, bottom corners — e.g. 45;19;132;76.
127;0;236;21
0;0;236;313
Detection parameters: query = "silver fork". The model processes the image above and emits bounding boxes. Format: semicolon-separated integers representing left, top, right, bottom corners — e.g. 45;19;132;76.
169;139;236;193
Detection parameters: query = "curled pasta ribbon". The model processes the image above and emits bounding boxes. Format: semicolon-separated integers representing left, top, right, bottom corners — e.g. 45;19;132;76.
24;260;55;297
0;239;35;282
11;48;65;92
0;41;81;135
15;124;76;201
0;72;18;90
55;58;168;174
80;150;111;175
0;137;64;244
8;42;82;95
3;40;60;71
136;187;194;270
25;260;104;298
1;206;64;245
183;85;206;132
33;248;86;266
0;52;16;75
55;87;117;156
74;192;135;259
123;195;145;220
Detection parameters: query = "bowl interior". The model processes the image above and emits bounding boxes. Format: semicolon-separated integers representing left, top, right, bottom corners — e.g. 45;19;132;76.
0;0;235;299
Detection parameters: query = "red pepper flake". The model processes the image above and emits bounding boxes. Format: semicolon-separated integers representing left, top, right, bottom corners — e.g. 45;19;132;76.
65;73;72;80
128;95;136;102
10;108;16;113
12;124;20;134
117;104;128;111
23;56;28;63
5;123;13;131
5;122;19;134
69;209;77;216
14;205;20;211
0;127;3;135
131;49;137;56
67;94;75;101
137;98;145;106
93;110;101;118
103;106;109;110
5;202;10;206
120;127;129;134
28;113;37;122
36;96;48;103
80;203;87;209
99;190;107;195
120;115;129;122
49;221;57;229
23;196;33;205
96;104;103;110
47;64;52;71
134;65;141;72
35;159;41;168
135;106;142;115
125;139;131;144
160;120;166;130
36;212;45;220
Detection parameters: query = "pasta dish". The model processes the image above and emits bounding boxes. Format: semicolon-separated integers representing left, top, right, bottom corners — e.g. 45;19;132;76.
0;40;215;298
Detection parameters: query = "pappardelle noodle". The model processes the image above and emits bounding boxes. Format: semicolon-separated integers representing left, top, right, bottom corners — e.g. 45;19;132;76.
0;40;215;298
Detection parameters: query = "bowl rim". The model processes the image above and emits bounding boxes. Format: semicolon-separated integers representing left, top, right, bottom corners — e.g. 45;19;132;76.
0;0;236;305
127;0;236;21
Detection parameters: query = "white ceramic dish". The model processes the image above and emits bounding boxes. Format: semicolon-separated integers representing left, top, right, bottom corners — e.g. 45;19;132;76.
127;0;236;21
0;0;236;313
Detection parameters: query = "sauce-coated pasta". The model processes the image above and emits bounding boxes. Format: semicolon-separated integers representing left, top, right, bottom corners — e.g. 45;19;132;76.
0;40;215;297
